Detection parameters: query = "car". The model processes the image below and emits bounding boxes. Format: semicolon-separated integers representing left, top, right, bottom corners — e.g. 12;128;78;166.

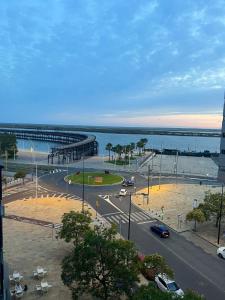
155;274;184;297
150;224;170;238
217;247;225;259
119;189;127;196
122;179;134;187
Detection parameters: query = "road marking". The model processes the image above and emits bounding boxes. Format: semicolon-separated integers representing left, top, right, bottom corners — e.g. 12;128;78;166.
138;220;155;224
141;226;225;295
102;212;121;217
99;195;124;213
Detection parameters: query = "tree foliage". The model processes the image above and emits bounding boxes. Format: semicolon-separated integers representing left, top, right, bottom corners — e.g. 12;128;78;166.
0;133;17;158
132;284;205;300
140;254;174;280
105;143;113;161
60;210;92;246
198;191;225;227
61;224;139;300
14;169;27;184
186;209;205;231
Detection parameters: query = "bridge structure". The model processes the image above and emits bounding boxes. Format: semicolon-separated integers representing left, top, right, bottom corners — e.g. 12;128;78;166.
0;128;98;164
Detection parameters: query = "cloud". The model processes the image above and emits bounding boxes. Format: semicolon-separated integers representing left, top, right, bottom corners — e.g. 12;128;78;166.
131;0;158;23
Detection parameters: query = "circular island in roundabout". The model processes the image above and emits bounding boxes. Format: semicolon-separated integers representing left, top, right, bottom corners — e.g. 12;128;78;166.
65;171;123;186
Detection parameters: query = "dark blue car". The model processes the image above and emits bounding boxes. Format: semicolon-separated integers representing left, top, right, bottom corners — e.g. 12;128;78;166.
150;224;170;238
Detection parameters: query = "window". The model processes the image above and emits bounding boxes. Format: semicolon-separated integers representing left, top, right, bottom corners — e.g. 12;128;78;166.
158;277;167;287
167;282;179;291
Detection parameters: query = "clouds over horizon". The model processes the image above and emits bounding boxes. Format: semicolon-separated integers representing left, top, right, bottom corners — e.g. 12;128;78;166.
0;0;225;128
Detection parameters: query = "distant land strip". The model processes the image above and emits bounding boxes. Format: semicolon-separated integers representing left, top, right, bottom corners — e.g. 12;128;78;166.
0;123;221;137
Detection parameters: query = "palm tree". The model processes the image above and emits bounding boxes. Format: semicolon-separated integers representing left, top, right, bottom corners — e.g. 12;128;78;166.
105;143;113;161
136;140;144;156
140;138;148;152
114;144;123;160
130;142;135;158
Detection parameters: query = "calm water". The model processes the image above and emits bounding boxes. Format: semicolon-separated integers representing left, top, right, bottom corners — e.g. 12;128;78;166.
17;132;221;154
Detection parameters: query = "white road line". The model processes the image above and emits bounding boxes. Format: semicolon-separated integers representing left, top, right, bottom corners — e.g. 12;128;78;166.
130;214;140;222
138;220;155;224
108;216;119;224
102;212;121;217
136;211;150;219
131;212;144;221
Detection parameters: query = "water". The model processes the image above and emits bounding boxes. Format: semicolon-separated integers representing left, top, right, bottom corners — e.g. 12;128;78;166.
17;132;220;155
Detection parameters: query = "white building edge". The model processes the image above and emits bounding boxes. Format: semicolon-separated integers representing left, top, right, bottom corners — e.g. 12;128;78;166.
218;93;225;182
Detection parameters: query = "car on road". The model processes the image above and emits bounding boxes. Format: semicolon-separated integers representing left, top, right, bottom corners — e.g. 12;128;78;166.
217;247;225;259
155;274;184;297
122;179;134;187
150;224;170;238
119;189;128;196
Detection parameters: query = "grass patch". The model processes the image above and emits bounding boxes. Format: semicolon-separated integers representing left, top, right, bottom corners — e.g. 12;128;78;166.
67;172;123;185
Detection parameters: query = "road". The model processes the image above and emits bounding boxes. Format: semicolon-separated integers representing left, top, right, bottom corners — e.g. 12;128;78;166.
5;169;225;300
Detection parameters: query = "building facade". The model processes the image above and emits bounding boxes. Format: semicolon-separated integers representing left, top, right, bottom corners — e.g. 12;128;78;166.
218;95;225;182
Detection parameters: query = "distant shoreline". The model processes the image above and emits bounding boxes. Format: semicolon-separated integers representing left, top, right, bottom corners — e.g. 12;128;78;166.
0;123;221;137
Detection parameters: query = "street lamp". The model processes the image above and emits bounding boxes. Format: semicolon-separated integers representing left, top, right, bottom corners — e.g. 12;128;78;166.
0;165;4;299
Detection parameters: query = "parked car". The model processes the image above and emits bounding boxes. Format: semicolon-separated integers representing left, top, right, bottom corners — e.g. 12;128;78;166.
119;189;127;196
150;225;170;238
217;247;225;259
155;274;184;297
122;179;134;187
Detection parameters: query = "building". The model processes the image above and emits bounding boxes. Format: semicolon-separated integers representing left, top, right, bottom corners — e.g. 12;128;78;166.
218;94;225;182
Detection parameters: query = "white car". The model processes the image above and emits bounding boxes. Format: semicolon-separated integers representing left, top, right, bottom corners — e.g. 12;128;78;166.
217;247;225;259
119;189;127;196
155;274;184;297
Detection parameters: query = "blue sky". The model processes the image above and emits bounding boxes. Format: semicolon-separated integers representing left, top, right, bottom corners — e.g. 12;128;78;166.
1;0;225;128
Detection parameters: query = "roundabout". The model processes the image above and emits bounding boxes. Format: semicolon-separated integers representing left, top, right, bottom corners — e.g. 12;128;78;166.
65;171;123;186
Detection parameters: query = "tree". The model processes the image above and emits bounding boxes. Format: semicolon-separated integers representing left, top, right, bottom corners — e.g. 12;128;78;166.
0;133;17;158
114;144;123;160
130;143;136;158
132;283;177;300
132;284;205;300
136;141;144;155
140;138;148;152
60;210;92;246
61;225;139;300
186;209;206;232
105;143;113;161
140;254;173;281
14;169;27;184
198;191;225;227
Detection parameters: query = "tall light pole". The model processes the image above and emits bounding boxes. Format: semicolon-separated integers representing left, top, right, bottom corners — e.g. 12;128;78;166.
147;164;150;196
82;146;85;213
217;184;224;245
0;165;4;299
35;163;38;199
127;192;132;240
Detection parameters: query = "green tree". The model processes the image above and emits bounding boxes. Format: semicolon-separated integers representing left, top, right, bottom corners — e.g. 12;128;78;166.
132;284;205;300
14;169;27;184
140;138;148;152
198;191;225;227
0;133;17;158
114;144;123;160
60;210;92;246
140;254;174;280
132;283;177;300
136;140;144;155
105;143;113;161
186;209;206;231
130;143;136;158
61;225;139;300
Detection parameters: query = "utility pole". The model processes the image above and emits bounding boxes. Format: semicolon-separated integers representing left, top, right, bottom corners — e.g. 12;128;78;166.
35;163;38;199
128;192;132;240
147;164;150;196
158;147;163;189
82;146;85;213
0;165;4;299
217;184;224;245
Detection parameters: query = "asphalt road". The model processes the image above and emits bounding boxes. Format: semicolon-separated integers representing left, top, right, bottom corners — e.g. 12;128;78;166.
5;169;225;300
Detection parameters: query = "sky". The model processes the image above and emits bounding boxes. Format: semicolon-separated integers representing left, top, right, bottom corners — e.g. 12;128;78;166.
1;0;225;129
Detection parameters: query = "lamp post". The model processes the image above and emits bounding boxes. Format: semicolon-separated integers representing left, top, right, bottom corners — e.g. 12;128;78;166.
147;164;150;196
82;152;85;213
217;184;224;245
0;165;4;299
127;192;132;240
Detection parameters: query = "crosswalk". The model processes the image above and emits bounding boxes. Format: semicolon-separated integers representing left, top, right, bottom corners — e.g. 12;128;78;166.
103;211;154;225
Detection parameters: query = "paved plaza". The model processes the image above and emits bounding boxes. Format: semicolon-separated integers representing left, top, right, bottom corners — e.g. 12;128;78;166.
3;196;95;300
